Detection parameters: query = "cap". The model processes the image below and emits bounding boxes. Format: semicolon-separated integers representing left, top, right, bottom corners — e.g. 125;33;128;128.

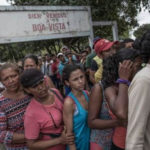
20;68;44;88
93;36;101;49
61;45;69;51
94;39;118;54
57;53;64;58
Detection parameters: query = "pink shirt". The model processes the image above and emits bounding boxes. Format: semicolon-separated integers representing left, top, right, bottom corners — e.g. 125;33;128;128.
24;89;65;150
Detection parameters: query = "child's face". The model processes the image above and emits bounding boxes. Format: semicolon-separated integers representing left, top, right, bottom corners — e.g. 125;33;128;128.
67;69;85;91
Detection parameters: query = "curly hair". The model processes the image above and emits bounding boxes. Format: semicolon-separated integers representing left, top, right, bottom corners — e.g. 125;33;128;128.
132;38;141;51
101;55;118;89
102;48;140;89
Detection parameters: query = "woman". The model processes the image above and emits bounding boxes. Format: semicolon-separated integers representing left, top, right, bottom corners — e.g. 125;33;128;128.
88;48;142;150
20;68;74;150
0;63;31;150
63;64;90;150
104;48;142;150
23;54;55;88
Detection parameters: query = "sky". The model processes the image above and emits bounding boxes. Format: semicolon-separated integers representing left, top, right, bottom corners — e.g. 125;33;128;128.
137;8;150;25
130;8;150;38
0;0;150;39
0;0;9;5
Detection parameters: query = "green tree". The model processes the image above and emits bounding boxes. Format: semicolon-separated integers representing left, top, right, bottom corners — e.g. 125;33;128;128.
1;0;149;61
134;24;150;38
7;0;150;37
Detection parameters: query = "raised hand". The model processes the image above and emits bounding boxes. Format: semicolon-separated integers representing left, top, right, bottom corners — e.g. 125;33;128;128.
119;60;133;80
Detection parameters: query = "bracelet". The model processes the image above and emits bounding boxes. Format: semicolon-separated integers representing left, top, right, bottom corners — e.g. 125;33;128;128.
116;79;131;86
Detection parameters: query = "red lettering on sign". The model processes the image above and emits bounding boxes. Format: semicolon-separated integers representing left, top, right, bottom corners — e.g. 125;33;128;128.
46;12;67;19
32;22;66;32
28;13;42;19
49;23;66;31
32;24;46;32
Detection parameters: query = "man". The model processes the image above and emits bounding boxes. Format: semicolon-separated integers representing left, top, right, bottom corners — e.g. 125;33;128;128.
90;39;118;84
85;37;100;70
57;53;67;94
57;52;66;78
41;55;47;75
61;45;78;63
85;38;100;88
51;54;60;88
123;38;134;48
126;31;150;150
85;46;92;54
80;50;89;69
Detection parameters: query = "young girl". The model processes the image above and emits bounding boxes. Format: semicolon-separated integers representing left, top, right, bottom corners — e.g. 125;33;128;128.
63;64;90;150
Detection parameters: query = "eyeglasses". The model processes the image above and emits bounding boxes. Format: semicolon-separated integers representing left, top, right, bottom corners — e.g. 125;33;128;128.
31;78;44;88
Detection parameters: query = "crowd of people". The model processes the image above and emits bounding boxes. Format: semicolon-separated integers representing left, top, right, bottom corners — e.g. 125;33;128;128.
0;31;150;150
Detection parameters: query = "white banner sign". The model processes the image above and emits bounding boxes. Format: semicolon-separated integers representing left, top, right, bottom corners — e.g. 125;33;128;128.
0;6;92;44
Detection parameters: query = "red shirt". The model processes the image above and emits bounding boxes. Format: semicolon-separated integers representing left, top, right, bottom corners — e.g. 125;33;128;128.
24;88;65;150
51;60;60;78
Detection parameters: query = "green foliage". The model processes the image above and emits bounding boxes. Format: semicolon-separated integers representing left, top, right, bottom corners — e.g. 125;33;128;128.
2;0;149;61
0;37;88;62
134;24;150;38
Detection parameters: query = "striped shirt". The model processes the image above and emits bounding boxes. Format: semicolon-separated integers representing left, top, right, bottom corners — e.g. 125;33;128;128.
0;93;31;150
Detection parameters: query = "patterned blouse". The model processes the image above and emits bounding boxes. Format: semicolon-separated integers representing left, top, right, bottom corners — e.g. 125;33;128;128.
0;93;31;150
90;82;114;150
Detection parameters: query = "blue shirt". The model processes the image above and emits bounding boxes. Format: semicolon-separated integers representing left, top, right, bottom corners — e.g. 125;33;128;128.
67;91;90;150
58;61;65;76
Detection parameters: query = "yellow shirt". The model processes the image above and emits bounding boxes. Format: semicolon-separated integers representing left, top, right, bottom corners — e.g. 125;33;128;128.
95;64;103;82
93;56;103;82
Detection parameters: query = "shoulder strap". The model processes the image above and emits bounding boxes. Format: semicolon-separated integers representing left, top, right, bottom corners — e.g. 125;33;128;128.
83;90;89;102
99;81;103;90
50;89;64;103
68;92;79;105
99;81;105;99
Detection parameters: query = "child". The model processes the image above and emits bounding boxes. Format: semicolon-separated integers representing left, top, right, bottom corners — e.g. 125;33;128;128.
63;64;90;150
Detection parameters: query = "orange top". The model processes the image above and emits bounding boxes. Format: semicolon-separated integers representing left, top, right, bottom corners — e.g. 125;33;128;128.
113;127;126;149
109;109;126;149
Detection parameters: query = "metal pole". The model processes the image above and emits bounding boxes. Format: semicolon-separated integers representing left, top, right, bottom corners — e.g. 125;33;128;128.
112;21;119;41
92;21;119;41
87;7;94;49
